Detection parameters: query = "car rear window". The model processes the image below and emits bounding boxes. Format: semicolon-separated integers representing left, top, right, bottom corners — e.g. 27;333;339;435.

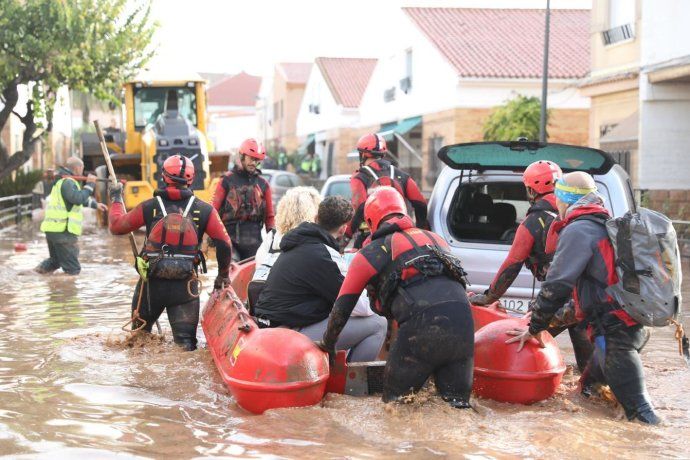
447;182;529;244
326;181;352;200
439;142;615;175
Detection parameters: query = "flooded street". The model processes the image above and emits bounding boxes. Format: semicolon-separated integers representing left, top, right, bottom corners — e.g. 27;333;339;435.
1;224;689;459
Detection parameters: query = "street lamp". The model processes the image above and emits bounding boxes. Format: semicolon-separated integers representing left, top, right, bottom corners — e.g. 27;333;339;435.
539;0;551;143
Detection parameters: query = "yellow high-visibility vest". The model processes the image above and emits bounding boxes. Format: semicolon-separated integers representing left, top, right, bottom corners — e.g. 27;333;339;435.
40;178;84;235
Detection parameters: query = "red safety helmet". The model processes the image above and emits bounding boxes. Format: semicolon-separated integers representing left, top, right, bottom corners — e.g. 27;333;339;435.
364;186;407;233
523;160;562;195
357;133;387;161
239;138;266;160
162;154;195;186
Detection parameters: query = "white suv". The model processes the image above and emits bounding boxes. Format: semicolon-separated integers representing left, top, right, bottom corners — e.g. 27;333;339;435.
428;140;636;313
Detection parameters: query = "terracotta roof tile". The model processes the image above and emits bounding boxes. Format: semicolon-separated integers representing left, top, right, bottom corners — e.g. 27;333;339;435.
206;72;262;107
316;57;378;108
403;7;590;79
277;62;313;84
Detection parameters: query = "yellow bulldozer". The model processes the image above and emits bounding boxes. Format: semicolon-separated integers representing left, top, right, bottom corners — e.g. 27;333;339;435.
81;71;230;209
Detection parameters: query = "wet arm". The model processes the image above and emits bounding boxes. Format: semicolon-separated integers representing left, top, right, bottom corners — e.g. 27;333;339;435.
346;177;367;238
210;177;228;213
323;252;378;347
263;182;275;231
61;179;98;209
529;225;593;334
488;223;534;298
405;177;429;229
108;202;145;234
205;209;233;277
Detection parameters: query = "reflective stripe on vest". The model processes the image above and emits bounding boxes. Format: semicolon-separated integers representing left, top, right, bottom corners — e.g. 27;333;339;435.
40;178;84;235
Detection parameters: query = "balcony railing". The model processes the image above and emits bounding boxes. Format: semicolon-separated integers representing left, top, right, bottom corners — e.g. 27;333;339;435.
602;23;635;46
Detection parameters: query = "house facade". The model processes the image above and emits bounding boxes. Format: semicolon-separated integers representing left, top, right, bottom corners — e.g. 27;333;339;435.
261;63;312;155
205;71;262;152
579;0;690;218
296;57;377;178
353;7;591;191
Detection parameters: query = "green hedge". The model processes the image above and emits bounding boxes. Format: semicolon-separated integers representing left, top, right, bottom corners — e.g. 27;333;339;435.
0;170;44;197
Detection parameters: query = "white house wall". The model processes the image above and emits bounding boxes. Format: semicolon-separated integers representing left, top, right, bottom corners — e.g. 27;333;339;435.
208;114;257;152
638;0;690;190
640;0;690;66
456;79;589;109
357;9;589;128
357;10;460;127
296;65;358;137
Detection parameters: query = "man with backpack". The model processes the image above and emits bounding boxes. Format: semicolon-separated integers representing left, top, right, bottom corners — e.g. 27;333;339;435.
346;133;428;248
108;155;233;351
506;171;678;424
471;160;593;372
211;138;275;260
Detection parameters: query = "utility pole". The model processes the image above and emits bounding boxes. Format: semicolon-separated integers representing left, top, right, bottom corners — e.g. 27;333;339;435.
539;0;551;143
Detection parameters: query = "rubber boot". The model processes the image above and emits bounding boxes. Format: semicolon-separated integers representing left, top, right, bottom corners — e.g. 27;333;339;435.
443;396;471;409
627;406;662;425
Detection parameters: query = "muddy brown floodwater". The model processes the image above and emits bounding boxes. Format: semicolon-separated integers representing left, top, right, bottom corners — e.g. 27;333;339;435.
0;224;689;459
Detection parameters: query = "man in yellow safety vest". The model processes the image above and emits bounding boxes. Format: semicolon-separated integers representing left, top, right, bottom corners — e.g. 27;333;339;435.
36;157;108;275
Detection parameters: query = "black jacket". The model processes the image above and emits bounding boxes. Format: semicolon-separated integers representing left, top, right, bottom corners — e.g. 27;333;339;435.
254;222;344;327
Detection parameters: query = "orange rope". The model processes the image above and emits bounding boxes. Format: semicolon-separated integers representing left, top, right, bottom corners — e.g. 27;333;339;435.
670;319;685;356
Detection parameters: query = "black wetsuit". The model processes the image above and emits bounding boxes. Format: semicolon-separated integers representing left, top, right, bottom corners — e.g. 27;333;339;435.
322;216;474;406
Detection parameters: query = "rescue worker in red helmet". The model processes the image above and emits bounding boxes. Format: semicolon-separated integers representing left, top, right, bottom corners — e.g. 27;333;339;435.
346;133;428;248
108;155;233;351
470;160;593;372
212;138;275;260
319;186;474;408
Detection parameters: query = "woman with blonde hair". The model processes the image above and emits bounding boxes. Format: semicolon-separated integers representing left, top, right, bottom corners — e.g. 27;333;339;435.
249;187;321;304
255;186;321;269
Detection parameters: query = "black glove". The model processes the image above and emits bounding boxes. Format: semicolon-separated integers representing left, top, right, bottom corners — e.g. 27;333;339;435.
109;182;123;203
314;340;336;369
470;290;498;306
214;275;230;291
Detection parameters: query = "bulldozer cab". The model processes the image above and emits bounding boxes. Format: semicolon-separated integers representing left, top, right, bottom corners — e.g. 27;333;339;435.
81;72;229;209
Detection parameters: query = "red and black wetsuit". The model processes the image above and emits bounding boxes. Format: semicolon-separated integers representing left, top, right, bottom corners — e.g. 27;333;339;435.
486;193;592;372
488;194;558;297
347;159;428;247
211;165;275;260
323;216;474;406
109;187;232;350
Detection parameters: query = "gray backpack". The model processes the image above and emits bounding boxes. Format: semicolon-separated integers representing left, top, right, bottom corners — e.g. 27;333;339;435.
604;208;682;327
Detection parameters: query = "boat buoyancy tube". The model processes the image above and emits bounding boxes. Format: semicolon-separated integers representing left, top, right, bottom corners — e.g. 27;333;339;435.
473;318;566;404
202;286;329;414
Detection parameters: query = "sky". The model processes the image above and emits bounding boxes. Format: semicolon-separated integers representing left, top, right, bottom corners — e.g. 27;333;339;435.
147;0;592;78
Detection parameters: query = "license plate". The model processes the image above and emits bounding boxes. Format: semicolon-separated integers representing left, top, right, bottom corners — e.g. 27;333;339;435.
500;297;530;314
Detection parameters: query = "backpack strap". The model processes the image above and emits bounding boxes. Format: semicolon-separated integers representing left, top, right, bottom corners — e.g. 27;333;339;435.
390;164;395;179
268;229;281;254
182;195;196;217
155;196;168;217
362;165;379;181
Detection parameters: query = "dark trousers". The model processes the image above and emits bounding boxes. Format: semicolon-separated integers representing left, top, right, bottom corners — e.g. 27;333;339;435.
37;232;81;274
384;278;475;405
132;279;200;351
228;221;262;261
582;315;654;419
548;321;594;373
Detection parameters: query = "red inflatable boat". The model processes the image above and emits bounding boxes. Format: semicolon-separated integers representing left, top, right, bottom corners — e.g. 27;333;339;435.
201;286;329;414
204;259;565;410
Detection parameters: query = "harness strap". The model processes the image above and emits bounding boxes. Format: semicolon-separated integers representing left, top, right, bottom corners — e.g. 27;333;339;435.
362;165;378;180
155;196;167;217
182;195;196;217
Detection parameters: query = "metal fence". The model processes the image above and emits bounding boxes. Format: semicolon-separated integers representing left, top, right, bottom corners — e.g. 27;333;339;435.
673;220;690;260
0;194;33;227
